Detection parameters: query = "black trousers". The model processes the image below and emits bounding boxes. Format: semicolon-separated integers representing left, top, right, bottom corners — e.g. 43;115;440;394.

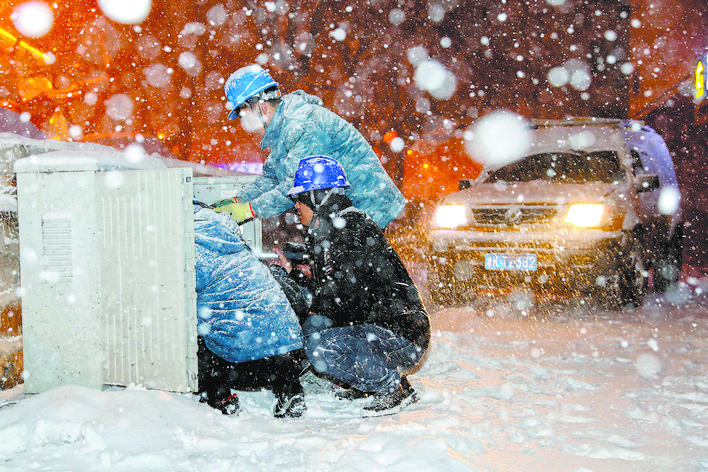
197;337;305;405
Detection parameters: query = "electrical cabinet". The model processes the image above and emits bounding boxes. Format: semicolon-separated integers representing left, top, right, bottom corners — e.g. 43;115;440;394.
16;150;263;393
14;151;253;393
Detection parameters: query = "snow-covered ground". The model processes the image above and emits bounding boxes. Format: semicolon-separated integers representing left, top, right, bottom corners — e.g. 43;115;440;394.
1;272;707;472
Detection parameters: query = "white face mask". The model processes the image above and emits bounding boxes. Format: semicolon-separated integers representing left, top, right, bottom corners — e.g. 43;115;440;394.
238;107;265;135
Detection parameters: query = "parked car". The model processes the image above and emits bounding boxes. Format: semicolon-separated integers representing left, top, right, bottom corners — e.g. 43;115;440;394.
427;118;683;309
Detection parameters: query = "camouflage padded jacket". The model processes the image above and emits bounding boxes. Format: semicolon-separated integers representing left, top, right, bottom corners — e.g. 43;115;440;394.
236;90;406;229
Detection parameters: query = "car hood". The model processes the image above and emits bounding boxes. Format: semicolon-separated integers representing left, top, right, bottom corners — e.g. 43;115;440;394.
440;181;623;206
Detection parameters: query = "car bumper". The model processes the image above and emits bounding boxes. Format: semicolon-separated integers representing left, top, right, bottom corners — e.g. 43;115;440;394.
428;228;627;288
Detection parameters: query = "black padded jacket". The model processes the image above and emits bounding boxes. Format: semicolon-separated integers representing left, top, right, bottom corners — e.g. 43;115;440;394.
291;194;430;351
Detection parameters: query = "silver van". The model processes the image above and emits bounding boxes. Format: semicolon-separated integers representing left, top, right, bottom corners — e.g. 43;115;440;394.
427;118;683;309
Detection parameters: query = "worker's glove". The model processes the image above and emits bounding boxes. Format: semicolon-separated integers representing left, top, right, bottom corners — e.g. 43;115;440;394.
212;197;240;208
213;200;256;222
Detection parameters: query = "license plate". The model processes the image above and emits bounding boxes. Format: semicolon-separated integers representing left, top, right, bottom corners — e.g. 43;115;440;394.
485;253;537;271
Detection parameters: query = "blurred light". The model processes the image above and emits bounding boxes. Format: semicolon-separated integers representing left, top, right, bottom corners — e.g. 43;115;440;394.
383;129;398;144
0;27;54;64
434;204;467;228
696;57;706;99
564;204;604;227
658;187;681;215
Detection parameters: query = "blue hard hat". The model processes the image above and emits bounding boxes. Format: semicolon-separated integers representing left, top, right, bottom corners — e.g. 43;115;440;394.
287;156;351;196
224;64;279;120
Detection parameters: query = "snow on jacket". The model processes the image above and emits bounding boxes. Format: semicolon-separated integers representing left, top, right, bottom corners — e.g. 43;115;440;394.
292;194;430;351
235;90;406;228
194;205;303;363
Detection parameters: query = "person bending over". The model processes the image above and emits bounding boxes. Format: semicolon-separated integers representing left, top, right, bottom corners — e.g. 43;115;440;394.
194;203;307;418
212;64;405;230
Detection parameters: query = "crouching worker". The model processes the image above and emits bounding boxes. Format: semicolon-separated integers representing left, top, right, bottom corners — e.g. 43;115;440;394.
280;156;431;417
194;203;307;418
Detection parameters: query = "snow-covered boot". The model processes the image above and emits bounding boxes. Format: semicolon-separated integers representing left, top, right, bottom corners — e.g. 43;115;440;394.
200;391;240;416
215;393;240;416
361;375;419;417
270;351;308;418
274;390;307;418
333;384;369;401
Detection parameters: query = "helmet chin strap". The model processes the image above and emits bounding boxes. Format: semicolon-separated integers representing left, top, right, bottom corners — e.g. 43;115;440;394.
311;188;343;210
256;102;269;131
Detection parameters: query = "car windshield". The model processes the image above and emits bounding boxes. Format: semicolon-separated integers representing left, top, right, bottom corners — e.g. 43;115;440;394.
484;151;623;184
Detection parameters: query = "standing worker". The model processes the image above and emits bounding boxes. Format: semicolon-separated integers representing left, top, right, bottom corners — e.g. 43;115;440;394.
213;64;405;229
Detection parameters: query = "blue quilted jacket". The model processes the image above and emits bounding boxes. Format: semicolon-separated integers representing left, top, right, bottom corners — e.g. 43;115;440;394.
235;90;406;228
194;206;303;363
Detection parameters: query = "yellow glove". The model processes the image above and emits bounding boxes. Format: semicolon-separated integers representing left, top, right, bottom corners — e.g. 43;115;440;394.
212;197;240;208
213;201;256;222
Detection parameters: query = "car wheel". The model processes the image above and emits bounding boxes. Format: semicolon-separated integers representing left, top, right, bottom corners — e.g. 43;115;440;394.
600;238;648;310
653;224;683;294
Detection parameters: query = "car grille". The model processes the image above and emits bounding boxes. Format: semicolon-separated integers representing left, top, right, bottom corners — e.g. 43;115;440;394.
472;206;557;227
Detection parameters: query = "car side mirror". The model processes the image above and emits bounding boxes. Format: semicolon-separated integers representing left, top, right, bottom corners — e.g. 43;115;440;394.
459;179;473;190
635;174;659;193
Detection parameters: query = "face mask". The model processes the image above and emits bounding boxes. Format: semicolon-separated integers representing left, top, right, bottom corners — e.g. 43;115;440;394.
239;108;264;134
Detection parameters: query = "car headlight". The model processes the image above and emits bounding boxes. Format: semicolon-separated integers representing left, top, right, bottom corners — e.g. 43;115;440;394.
564;203;605;227
434;204;467;228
